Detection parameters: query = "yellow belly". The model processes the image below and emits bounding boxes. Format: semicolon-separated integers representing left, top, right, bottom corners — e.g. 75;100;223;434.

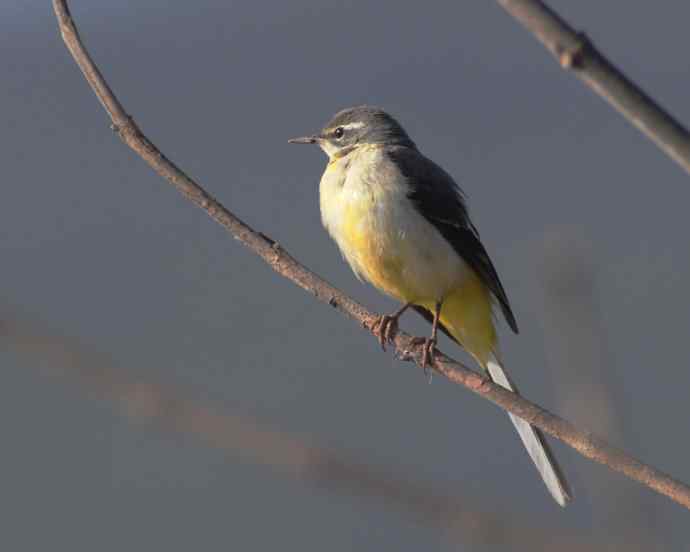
339;200;408;298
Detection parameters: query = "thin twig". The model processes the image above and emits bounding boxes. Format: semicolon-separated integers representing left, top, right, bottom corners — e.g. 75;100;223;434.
496;0;690;175
52;0;690;510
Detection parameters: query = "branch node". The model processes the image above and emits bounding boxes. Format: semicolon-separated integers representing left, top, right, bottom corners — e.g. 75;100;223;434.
115;115;139;137
556;32;589;69
258;231;279;250
396;345;416;363
468;372;490;392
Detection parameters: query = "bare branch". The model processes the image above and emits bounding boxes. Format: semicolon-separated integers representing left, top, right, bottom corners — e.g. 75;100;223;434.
496;0;690;175
52;0;690;510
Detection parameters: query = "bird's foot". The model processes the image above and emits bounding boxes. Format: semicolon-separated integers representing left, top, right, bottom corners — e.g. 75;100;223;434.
372;313;400;351
409;336;437;381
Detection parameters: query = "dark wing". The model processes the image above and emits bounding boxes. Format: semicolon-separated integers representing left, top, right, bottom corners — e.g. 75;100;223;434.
386;146;518;334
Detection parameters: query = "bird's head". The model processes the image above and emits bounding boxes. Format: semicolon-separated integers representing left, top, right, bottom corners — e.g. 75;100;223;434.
288;105;415;159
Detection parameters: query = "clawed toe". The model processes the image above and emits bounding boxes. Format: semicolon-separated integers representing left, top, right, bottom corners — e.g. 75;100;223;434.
372;303;412;351
373;315;398;351
409;336;437;377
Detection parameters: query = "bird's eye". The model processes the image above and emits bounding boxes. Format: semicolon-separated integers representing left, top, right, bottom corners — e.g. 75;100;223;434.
334;127;344;139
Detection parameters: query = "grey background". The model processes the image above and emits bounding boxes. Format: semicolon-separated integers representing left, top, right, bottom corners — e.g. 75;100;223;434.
3;1;690;550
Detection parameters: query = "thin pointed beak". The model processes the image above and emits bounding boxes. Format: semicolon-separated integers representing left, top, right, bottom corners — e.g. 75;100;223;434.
288;134;319;144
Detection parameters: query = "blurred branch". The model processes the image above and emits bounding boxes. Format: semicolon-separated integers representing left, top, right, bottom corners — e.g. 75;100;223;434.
496;0;690;175
3;316;593;551
539;231;659;545
52;0;690;510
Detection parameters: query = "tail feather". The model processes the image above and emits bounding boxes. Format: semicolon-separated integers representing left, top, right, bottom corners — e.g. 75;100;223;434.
486;352;572;507
414;277;572;506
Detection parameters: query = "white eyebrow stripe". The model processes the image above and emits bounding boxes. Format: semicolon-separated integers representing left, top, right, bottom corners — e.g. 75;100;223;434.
326;122;365;134
340;122;365;130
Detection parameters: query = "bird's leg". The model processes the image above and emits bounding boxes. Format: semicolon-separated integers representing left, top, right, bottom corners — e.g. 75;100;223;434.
410;301;442;375
372;302;412;351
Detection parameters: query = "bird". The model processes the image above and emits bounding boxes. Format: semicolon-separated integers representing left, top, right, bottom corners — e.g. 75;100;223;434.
288;105;571;506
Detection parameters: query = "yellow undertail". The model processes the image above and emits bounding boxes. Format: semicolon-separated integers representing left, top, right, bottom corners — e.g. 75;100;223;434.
422;270;496;367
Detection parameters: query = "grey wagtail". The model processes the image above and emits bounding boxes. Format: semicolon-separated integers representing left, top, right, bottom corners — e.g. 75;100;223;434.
289;105;571;506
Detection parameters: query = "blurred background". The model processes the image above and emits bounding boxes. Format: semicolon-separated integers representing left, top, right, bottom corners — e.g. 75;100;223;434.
2;1;690;550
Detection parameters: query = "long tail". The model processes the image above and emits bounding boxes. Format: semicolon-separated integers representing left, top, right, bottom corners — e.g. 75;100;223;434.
485;351;572;507
418;273;572;505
